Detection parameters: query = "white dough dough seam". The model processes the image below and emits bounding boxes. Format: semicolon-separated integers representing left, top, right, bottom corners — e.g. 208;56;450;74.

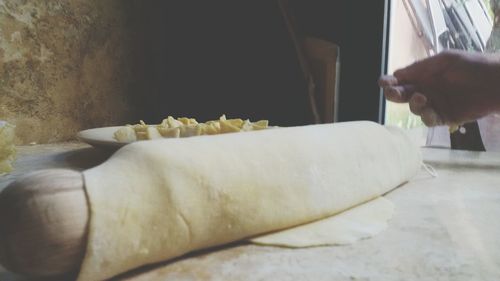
177;212;192;244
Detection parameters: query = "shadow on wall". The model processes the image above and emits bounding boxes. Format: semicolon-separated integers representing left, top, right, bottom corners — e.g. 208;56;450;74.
132;1;312;126
0;0;312;144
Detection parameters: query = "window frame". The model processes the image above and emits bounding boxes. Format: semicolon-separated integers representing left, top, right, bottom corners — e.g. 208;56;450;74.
335;0;391;123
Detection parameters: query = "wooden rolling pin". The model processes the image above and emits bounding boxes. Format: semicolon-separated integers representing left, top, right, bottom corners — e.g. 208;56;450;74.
0;169;88;277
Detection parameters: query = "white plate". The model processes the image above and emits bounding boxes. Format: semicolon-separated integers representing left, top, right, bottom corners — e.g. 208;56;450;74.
77;126;130;149
78;125;277;150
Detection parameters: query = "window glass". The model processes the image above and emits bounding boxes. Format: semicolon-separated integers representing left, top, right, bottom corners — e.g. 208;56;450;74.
385;0;494;130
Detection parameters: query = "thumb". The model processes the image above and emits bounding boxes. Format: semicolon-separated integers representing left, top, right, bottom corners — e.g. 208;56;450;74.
393;61;426;84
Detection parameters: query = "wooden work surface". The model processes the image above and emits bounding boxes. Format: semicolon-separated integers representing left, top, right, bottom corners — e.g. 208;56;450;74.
1;143;500;281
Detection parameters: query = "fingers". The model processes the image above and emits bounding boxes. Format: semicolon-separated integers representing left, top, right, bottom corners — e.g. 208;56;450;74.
383;84;417;103
379;75;418;103
379;72;442;126
382;82;444;127
420;107;444;127
410;95;445;127
378;75;398;87
408;93;444;126
408;93;427;115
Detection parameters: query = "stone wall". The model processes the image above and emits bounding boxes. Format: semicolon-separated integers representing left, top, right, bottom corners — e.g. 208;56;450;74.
0;1;138;144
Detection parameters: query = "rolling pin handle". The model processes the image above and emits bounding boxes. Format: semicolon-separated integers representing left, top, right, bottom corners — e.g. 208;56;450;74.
0;169;89;277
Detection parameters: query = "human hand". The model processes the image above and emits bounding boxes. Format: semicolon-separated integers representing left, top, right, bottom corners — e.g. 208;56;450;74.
379;50;500;127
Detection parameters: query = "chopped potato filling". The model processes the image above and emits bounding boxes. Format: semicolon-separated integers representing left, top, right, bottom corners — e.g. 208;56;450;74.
114;115;269;142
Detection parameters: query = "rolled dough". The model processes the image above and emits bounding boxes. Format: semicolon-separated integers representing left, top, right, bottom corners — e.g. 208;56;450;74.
249;196;394;247
77;121;421;281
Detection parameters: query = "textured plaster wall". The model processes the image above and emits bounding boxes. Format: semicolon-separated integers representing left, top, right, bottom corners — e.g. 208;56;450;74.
0;1;138;144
